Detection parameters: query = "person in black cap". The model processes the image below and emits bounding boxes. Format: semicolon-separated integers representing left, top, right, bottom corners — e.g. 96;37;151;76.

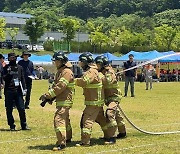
0;54;4;99
18;51;35;109
3;53;30;131
123;54;137;97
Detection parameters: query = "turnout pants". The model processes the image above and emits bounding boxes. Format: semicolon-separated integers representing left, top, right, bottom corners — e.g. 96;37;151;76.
80;105;107;145
106;101;126;137
54;106;72;146
116;105;126;133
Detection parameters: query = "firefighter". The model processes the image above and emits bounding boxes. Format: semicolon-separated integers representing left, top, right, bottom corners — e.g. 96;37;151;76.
75;52;108;146
95;55;126;144
39;51;75;151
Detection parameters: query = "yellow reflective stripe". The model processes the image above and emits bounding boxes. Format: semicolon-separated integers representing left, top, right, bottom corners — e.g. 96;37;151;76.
97;87;101;101
85;100;104;106
82;128;91;134
48;89;56;97
67;124;72;131
85;83;102;88
99;73;104;79
56;101;73;107
83;76;90;84
55;127;66;132
105;83;119;89
67;82;75;88
117;122;125;127
59;77;69;86
106;74;112;84
107;121;117;128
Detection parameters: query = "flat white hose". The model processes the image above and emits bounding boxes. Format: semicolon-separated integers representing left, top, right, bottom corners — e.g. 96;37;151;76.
119;106;180;135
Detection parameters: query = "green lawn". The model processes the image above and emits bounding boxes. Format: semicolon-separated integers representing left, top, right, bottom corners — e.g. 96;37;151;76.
0;81;180;154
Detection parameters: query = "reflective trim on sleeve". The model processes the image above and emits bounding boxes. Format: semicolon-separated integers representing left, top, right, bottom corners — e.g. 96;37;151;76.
85;83;102;88
83;76;90;84
48;89;56;97
59;77;69;86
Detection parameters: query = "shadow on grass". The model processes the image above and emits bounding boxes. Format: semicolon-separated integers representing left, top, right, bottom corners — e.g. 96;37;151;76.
0;128;21;132
28;138;105;151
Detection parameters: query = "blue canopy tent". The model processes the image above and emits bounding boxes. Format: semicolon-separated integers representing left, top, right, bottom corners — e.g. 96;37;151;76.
103;52;120;61
159;51;180;63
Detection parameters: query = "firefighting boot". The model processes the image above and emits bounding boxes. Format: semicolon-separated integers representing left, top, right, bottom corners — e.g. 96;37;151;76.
117;132;127;139
104;137;116;145
76;143;90;147
53;144;66;151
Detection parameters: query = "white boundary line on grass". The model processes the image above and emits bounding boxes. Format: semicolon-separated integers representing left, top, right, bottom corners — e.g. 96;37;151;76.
0;122;180;144
87;140;180;154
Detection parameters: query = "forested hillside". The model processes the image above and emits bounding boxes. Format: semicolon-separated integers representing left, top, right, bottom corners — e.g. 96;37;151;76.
0;0;179;19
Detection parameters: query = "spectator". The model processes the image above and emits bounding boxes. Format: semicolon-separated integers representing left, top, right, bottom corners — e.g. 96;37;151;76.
144;63;155;90
38;66;44;79
123;54;137;97
18;51;36;109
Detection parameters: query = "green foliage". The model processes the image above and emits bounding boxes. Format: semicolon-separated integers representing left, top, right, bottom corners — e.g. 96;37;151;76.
154;9;180;27
43;40;53;51
59;18;80;52
0;18;6;41
23;17;47;48
154;24;178;51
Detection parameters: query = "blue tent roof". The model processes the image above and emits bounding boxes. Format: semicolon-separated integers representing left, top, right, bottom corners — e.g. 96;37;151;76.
103;52;120;61
159;51;180;62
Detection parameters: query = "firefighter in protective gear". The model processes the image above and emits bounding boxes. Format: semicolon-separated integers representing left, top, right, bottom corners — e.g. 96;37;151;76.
95;55;126;144
39;51;75;151
75;52;108;146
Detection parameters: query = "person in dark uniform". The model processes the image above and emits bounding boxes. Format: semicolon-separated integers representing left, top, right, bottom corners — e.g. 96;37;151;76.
0;54;4;99
18;51;35;109
123;54;137;97
3;53;30;131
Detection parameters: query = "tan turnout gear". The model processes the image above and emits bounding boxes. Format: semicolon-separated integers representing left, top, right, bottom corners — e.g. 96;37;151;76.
102;66;126;137
76;64;108;145
46;61;75;146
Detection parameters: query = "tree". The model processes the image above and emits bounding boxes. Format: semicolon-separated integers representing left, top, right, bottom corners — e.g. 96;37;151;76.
59;18;80;52
0;18;6;41
154;9;180;27
24;17;46;50
154;24;177;51
6;27;19;51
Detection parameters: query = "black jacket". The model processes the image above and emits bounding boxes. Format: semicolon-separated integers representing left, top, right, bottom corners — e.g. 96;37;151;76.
0;63;3;85
3;64;26;92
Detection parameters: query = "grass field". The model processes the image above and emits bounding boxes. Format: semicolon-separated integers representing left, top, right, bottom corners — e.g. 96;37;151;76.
0;81;180;154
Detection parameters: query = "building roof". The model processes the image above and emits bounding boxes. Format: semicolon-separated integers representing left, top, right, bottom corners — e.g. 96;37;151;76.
0;12;32;19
